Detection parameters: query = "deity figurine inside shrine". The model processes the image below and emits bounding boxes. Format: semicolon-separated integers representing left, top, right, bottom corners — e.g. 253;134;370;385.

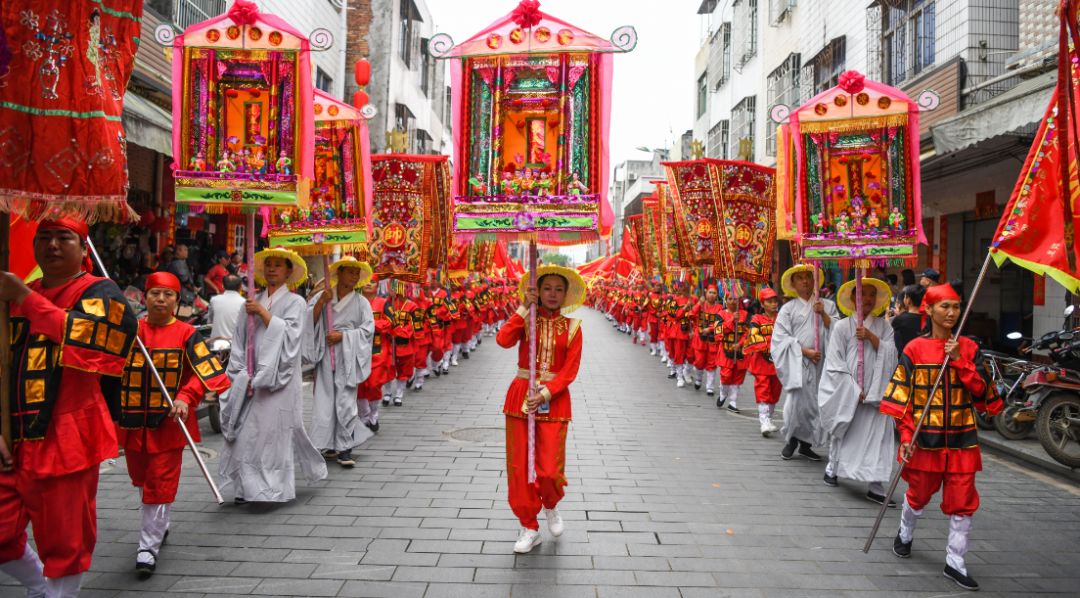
867;208;880;231
190;152;206;172
276;150;292;175
889;206;906;231
469;173;488;195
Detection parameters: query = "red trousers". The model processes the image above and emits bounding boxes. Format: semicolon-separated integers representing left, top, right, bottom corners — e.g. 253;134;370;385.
667;338;689;365
505;415;568;530
719;364;747;385
0;465;99;577
902;469;980;516
413;342;431;371
126;448;184;504
694;343;719;371
648;320;660;343
752;374;781;404
394;352;415;381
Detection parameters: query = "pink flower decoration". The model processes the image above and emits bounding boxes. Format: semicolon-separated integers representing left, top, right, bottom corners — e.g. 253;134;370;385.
227;0;260;26
511;0;543;29
838;70;865;94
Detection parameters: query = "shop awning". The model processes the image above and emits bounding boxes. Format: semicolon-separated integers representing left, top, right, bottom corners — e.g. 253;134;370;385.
931;71;1056;156
122;92;173;156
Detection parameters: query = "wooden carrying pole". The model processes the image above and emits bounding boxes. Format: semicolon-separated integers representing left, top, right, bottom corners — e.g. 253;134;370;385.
863;252;993;552
322;253;336;370
86;238;225;504
0;214;11;448
527;240;538;484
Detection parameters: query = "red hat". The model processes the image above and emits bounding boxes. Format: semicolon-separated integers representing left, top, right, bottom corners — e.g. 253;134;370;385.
38;218;93;273
920;283;960;314
759;287;779;301
145;272;181;293
706;284;719;293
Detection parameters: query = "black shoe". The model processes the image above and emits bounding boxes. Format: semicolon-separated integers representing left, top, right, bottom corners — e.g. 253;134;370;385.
336;452;356;468
781;438;798;460
365;421;380;433
944;565;979;591
234;497;248;505
321;449;339;460
667;372;677;379
892;531;912;558
823;473;838;487
463;352;470;359
393;397;403;406
798;442;822;461
433;369;442;377
382;397;391;405
694;382;701;390
726;404;740;414
135;550;156;578
866;491;897;507
414;386;423;392
406;378;414;389
714;396;725;407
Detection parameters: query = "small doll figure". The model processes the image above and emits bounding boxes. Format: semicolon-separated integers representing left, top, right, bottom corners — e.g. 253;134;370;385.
520;169;536;195
469;173;487;196
834;211;851;237
279;211;292;228
889;207;906;231
251;146;267;175
216;151;235;173
276;151;292;175
297;207;310;223
536;171;552;197
324;201;337;222
501;171;519;196
190;152;206;172
867;208;880;231
310;200;324;223
568;172;587;195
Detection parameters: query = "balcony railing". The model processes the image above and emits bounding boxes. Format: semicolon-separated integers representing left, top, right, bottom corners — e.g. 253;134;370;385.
174;0;227;32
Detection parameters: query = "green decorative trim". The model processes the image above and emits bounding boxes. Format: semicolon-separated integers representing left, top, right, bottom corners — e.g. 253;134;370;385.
455;216;517;231
804;244;915;260
0;101;121;121
92;0;142;22
268;230;368;247
175;186;298;207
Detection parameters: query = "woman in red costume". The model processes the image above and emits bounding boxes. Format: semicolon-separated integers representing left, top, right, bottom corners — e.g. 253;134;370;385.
881;283;1002;591
497;265;585;554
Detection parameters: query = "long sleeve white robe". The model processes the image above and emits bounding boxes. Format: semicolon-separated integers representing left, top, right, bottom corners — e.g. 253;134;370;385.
772;296;839;446
304;288;375;452
817;314;898;483
219;285;328;502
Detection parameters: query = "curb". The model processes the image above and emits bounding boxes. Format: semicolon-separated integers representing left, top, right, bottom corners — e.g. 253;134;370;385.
980;435;1080;484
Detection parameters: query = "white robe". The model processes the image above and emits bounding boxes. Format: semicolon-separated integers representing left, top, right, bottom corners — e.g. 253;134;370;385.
304;288;375;452
772;296;839;446
219;285;328;502
818;315;898;483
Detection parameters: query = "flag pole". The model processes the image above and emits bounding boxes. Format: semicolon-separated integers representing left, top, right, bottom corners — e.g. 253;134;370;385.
863;251;993;553
0;214;11;450
527;239;538;484
86;238;225;504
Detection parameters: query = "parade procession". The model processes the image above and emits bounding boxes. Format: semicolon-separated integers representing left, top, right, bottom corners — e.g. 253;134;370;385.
2;0;1080;596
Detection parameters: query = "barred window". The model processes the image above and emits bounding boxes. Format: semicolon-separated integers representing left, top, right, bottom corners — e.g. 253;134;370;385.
765;54;800;156
768;0;796;26
708;23;732;90
733;0;759;72
731;96;756;161
882;0;936;86
708;120;730;159
697;74;708;118
800;37;845;103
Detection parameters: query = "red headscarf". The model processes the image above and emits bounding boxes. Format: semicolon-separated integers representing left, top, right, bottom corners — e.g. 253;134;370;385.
145;272;181;293
920;283;960;314
706;284;719;293
37;219;93;273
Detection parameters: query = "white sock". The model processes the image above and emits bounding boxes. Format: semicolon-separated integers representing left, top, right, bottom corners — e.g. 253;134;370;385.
369;400;380;423
705;370;715;392
825;460;836;477
44;574;82;598
946;515;972;575
139;503;170;559
757;403;770;426
899;498;922;543
0;545;46;597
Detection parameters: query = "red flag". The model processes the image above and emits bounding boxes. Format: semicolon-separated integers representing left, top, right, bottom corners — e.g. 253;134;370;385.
991;0;1080;292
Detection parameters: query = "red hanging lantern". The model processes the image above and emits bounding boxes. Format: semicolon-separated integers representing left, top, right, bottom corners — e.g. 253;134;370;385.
352;90;369;109
354;59;371;87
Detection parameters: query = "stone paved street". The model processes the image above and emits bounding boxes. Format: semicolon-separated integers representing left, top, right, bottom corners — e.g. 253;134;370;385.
5;308;1080;597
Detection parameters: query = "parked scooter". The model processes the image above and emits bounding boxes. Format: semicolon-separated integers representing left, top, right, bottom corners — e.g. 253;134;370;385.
197;324;230;434
981;350;1039;437
1009;306;1080;468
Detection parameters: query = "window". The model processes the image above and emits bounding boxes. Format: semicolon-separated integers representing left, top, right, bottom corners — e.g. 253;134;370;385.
708;23;732;90
315;67;333;93
733;0;758;71
394;103;413;131
768;0;795;26
398;0;422;68
765;53;800;156
173;0;226;31
708;120;730;159
800;37;845;102
882;0;936;85
697;74;708;118
731;96;756;160
420;38;431;96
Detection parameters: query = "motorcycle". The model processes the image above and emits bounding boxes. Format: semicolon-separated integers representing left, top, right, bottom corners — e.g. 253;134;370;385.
1009;306;1080;468
980;350;1039;436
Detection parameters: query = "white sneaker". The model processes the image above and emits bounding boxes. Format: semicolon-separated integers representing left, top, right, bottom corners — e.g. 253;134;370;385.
660;356;668;364
768;421;780;433
451;357;460;366
649;348;656;356
676;378;685;388
513;527;542;553
760;423;772;437
544;508;564;537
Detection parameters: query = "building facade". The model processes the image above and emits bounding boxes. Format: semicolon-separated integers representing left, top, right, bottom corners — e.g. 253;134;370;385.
344;0;450;155
693;0;1060;347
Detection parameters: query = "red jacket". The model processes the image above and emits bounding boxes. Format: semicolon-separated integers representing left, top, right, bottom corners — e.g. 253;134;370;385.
497;307;583;422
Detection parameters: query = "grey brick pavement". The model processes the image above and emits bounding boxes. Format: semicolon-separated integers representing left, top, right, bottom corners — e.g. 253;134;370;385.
3;308;1080;597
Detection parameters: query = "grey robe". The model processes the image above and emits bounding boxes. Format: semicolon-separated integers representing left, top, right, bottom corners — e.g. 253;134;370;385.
304;288;375;451
219;285;328;502
818;315;898;483
772;296;839;446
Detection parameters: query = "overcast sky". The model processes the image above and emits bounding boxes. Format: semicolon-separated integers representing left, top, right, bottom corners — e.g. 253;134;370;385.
427;0;702;170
